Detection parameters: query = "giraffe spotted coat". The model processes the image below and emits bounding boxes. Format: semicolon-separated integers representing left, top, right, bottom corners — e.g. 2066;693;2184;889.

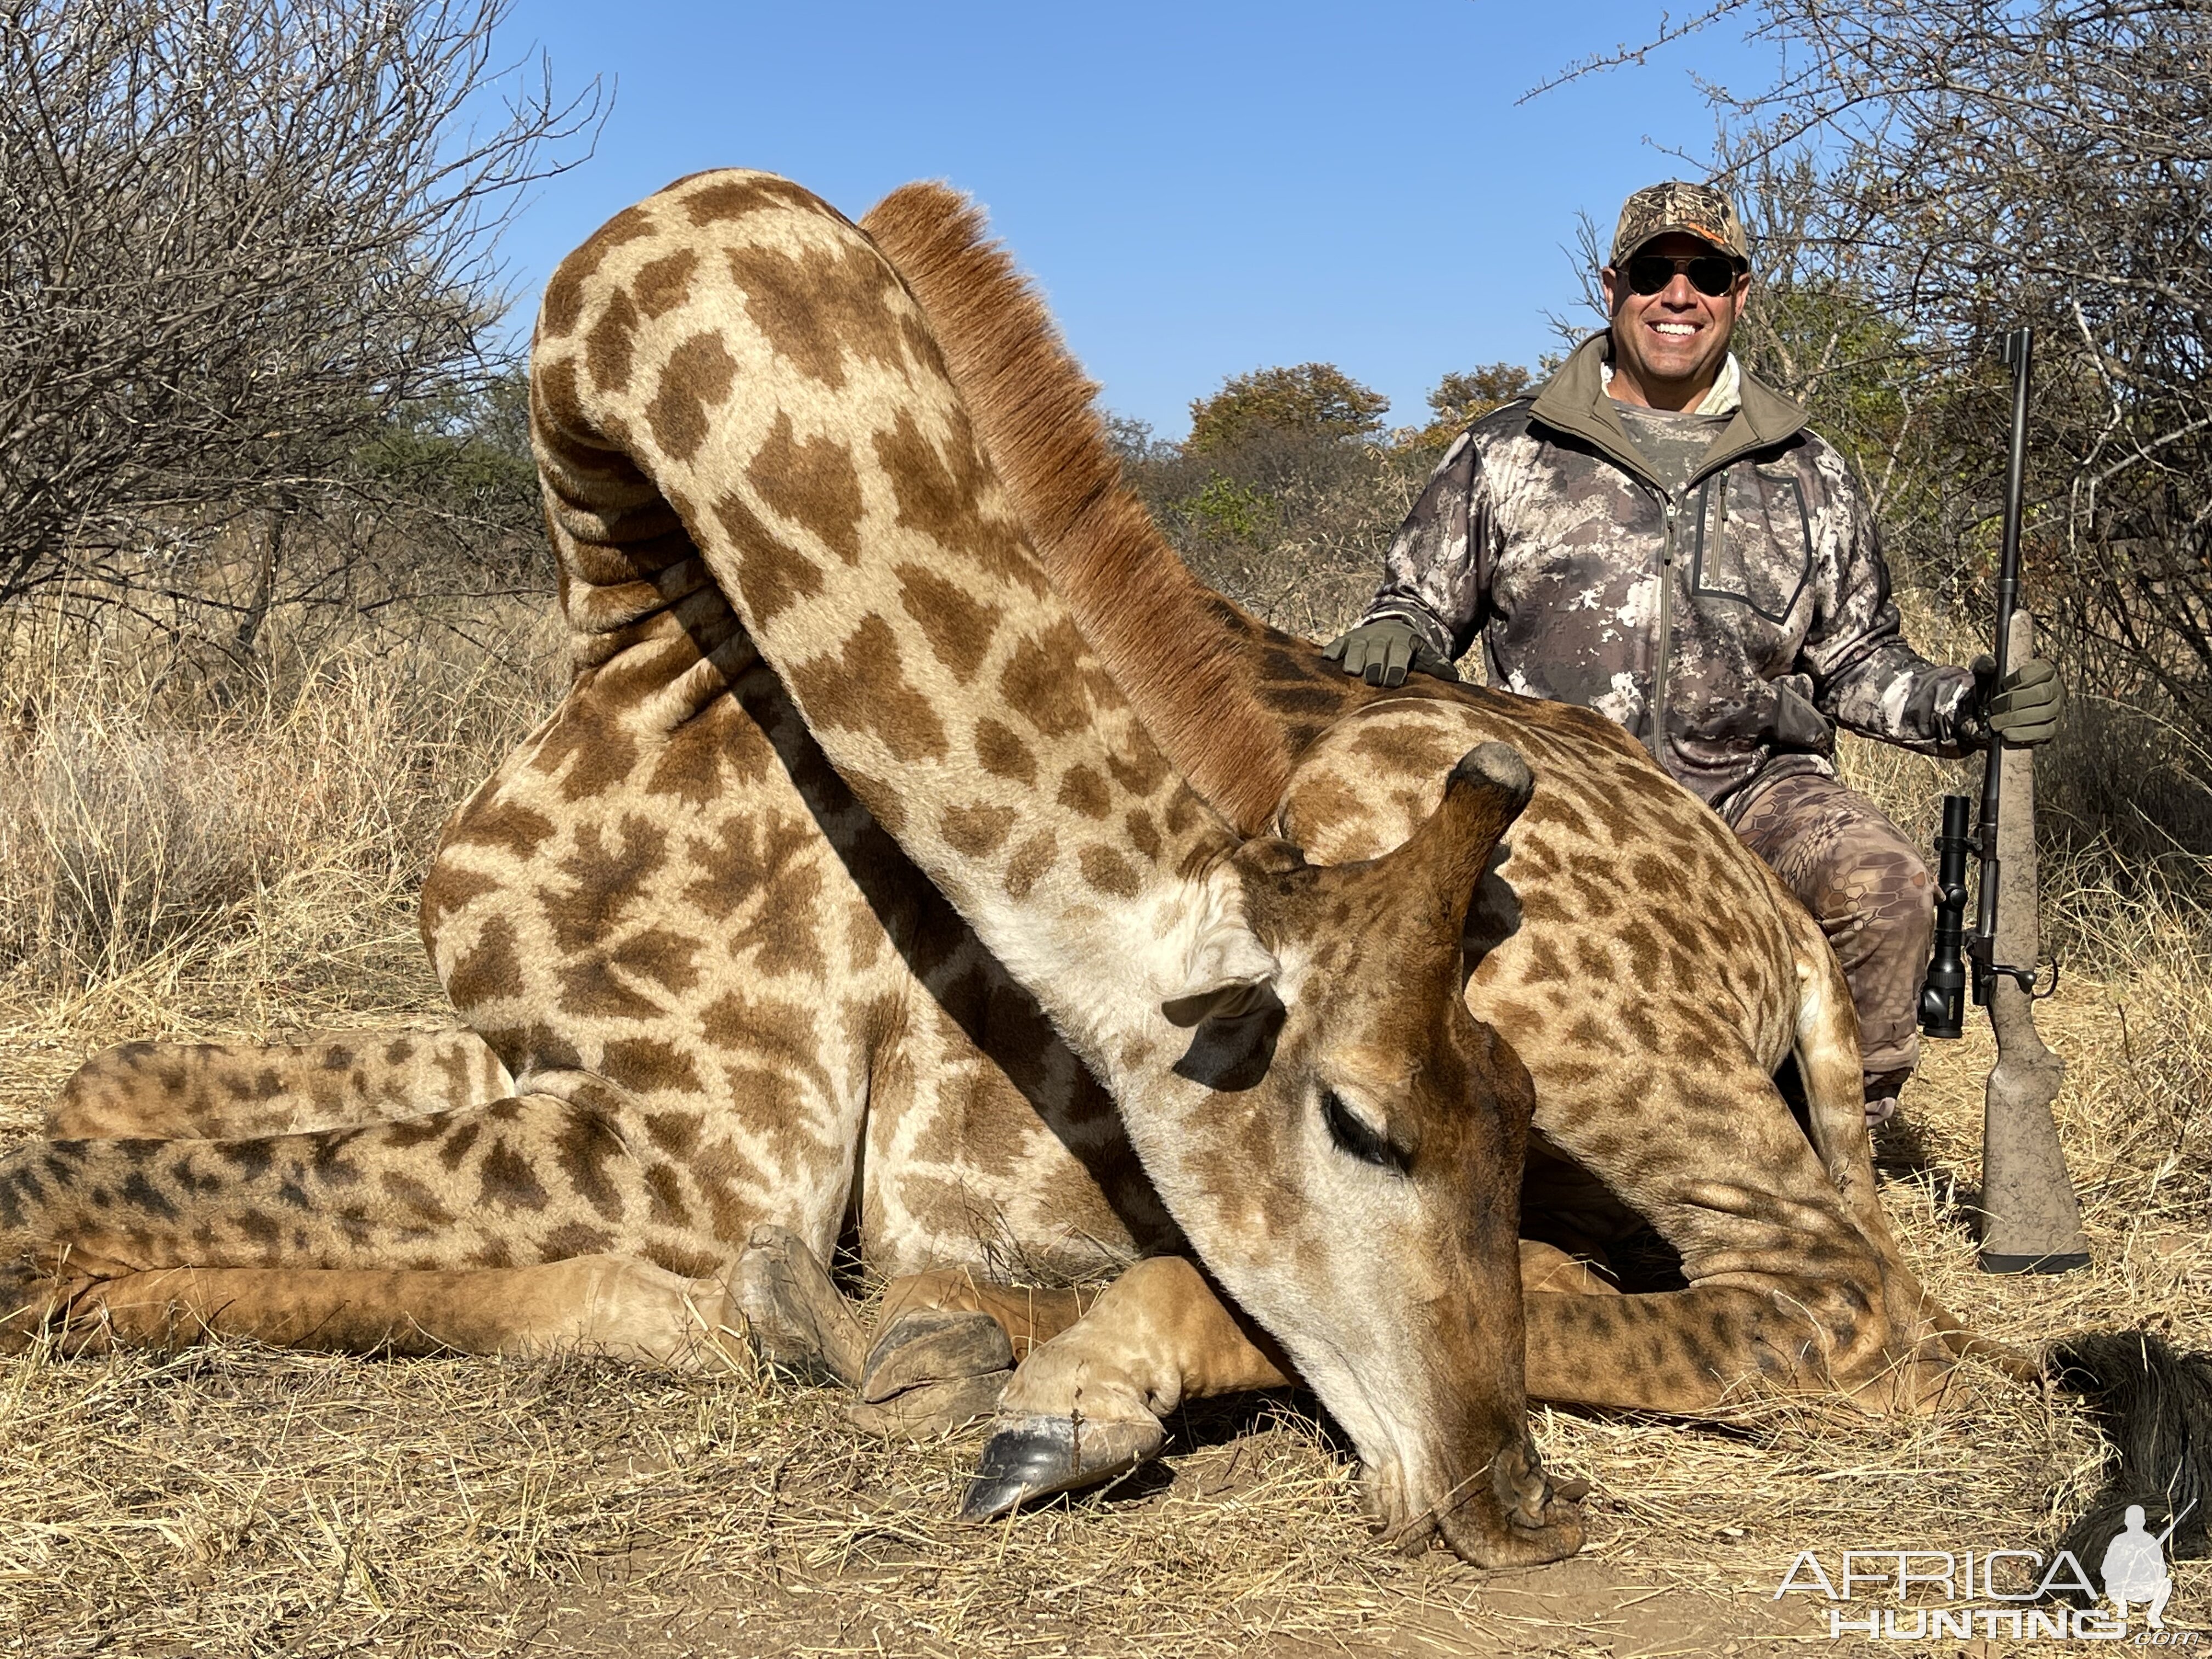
2;173;1999;1558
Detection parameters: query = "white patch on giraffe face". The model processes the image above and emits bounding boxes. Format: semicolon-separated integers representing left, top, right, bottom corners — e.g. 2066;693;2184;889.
956;856;1283;1091
1158;862;1280;1027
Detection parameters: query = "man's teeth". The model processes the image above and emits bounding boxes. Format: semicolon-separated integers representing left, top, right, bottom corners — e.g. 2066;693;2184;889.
1655;323;1697;335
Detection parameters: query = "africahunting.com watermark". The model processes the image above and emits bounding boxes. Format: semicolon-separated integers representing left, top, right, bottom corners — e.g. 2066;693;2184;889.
1774;1506;2197;1643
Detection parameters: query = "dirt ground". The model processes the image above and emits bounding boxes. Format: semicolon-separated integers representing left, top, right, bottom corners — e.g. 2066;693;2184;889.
3;960;2208;1658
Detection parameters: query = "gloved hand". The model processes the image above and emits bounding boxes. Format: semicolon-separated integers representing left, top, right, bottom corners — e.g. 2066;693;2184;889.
1322;619;1457;687
1971;654;2064;746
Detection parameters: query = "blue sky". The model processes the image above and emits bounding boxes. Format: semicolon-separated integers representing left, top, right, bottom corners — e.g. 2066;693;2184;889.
488;3;1768;439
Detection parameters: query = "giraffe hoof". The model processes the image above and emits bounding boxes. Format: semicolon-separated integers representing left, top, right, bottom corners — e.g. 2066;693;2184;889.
730;1226;866;1387
845;1369;1009;1438
861;1310;1013;1403
958;1412;1165;1520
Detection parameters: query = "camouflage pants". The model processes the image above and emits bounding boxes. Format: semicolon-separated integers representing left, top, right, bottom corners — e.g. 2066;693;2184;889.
1728;771;1934;1082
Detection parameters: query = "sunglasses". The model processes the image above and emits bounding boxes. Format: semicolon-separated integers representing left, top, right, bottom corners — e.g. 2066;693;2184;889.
1623;252;1742;298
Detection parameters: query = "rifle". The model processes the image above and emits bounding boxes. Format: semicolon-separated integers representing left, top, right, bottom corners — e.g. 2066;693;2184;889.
1917;326;2091;1275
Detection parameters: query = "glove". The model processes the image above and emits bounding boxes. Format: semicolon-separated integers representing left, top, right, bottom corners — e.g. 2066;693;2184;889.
1323;619;1416;686
1322;619;1457;687
1971;654;2064;747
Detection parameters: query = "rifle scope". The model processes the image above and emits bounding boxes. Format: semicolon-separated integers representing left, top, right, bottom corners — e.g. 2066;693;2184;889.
1918;793;1973;1039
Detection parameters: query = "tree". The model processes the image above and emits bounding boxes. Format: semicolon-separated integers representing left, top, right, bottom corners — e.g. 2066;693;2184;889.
1186;362;1390;454
0;0;600;613
1429;364;1534;423
1404;363;1536;449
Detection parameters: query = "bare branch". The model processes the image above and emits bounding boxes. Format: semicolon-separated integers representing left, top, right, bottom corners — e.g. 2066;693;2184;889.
0;0;601;609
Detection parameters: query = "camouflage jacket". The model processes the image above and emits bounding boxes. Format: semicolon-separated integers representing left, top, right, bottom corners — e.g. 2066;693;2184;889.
1358;332;1980;811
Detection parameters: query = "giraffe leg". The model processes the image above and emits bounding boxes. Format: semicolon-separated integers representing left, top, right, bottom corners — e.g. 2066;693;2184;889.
45;1026;514;1141
1;1087;739;1286
1516;1051;1973;1415
1;1226;876;1383
730;1225;867;1385
1515;1239;1621;1297
12;1253;749;1369
873;1267;1099;1359
840;1271;1097;1440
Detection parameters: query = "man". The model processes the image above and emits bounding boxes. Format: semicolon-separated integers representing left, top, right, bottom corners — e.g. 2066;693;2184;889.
1323;181;2062;1126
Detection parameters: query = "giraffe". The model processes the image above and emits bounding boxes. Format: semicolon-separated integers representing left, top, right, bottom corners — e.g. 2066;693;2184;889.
848;183;2010;1514
0;170;1584;1567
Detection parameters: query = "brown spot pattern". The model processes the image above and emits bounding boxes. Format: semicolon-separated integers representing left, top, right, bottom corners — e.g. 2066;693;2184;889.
749;413;863;565
998;620;1093;737
974;718;1037;783
941;803;1016;857
683;173;832;226
1056;765;1110;819
540;205;654;338
723;237;906;391
787;615;949;764
633;249;699;318
895;562;1000;682
870;408;1042;594
1079;845;1141;898
1003;830;1058;899
645;332;738;462
713;489;825;626
586;288;640;392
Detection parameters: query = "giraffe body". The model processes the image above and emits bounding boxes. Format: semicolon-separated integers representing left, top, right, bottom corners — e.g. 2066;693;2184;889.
3;171;1574;1567
2;170;2037;1560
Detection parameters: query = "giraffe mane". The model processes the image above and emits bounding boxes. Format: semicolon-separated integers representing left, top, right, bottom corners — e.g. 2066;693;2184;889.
861;182;1295;839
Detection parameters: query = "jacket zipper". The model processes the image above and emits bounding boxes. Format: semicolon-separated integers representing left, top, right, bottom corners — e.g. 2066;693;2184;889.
1650;492;1678;765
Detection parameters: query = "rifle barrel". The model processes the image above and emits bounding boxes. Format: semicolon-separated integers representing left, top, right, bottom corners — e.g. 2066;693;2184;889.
1975;326;2034;955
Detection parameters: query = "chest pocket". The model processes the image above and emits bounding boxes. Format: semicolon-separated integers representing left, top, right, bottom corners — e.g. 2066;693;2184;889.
1691;462;1813;624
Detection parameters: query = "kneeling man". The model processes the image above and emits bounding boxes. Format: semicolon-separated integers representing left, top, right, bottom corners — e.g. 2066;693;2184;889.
1327;181;2061;1125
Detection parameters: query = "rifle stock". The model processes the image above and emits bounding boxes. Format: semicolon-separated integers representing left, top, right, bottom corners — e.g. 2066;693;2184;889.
1976;607;2089;1273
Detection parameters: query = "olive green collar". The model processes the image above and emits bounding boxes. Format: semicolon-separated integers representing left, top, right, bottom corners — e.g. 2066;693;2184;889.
1527;332;1810;493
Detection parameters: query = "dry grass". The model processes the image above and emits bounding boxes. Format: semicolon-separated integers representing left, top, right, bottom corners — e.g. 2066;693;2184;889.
0;607;562;1047
2;601;2210;1656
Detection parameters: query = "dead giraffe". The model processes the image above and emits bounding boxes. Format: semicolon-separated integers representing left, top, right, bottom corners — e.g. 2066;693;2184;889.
0;170;1582;1567
16;174;2188;1551
17;166;2194;1548
846;184;2021;1510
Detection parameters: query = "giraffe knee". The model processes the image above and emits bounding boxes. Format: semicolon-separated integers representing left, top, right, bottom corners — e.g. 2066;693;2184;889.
1778;1268;1916;1396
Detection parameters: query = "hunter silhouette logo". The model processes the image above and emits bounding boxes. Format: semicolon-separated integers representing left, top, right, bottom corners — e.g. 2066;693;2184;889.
1774;1507;2197;1643
2102;1505;2174;1631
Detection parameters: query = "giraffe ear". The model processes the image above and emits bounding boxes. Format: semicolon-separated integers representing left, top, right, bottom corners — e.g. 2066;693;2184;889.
1160;904;1279;1028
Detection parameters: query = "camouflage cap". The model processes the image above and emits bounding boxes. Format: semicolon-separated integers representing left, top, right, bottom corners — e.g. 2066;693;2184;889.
1610;181;1750;269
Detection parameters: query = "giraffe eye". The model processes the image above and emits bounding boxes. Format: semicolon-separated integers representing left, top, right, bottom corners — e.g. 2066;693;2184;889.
1321;1088;1408;1173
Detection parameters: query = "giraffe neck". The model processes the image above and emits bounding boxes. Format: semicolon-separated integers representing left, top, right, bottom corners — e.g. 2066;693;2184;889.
529;172;1254;1077
860;183;1310;837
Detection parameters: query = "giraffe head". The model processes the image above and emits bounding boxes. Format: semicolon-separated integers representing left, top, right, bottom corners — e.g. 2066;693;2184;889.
1144;741;1581;1565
